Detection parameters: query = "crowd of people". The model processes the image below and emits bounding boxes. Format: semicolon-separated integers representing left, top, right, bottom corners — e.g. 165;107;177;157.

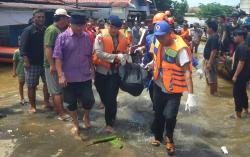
10;7;250;156
203;12;250;119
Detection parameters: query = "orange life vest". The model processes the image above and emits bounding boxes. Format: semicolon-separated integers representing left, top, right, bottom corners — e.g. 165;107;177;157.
92;29;128;69
151;35;192;93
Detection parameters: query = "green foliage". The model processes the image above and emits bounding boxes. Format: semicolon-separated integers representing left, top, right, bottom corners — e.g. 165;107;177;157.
154;0;188;24
196;3;234;19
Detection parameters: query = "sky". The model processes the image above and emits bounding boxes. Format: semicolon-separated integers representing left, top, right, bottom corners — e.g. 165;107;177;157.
186;0;240;7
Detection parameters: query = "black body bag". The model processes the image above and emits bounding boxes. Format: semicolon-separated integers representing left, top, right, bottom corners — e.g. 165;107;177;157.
119;63;148;96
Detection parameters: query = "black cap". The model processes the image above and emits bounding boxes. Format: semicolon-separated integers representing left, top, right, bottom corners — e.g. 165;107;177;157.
70;12;86;25
108;15;122;28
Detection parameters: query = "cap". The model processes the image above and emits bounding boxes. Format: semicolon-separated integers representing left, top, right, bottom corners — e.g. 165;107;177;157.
108;15;122;28
154;21;170;36
70;12;86;25
54;8;70;17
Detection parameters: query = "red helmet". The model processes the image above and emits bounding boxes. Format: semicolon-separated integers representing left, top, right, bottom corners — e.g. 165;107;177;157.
166;17;175;25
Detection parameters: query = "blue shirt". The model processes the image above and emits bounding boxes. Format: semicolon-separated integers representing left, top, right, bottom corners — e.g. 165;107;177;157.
142;33;154;65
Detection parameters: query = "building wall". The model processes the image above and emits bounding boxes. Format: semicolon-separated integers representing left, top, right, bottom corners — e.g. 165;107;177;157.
241;0;250;14
0;9;32;26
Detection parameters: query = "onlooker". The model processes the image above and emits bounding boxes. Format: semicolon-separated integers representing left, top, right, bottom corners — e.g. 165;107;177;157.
20;9;50;113
13;36;26;105
122;20;132;46
95;19;105;35
204;20;220;95
132;22;140;45
190;23;203;55
218;15;226;40
217;15;228;55
232;29;250;119
44;8;70;120
86;19;105;110
223;13;240;56
86;20;95;44
54;13;95;136
180;23;190;46
139;21;146;38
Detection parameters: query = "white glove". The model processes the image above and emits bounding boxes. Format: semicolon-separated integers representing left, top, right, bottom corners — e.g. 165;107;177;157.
145;61;154;70
185;94;197;112
117;54;132;65
196;68;204;79
135;47;143;53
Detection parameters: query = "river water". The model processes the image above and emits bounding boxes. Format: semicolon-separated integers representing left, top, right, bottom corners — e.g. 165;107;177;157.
0;44;250;157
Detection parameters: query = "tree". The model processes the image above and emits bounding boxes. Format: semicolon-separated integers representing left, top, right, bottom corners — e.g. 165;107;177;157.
196;3;234;20
154;0;188;24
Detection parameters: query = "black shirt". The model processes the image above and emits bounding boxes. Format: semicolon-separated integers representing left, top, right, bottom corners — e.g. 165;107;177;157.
225;23;240;42
20;24;46;66
233;42;250;73
203;33;220;60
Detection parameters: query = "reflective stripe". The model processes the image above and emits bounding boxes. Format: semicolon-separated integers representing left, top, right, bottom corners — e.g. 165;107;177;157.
161;68;185;73
172;73;184;77
173;84;187;88
172;78;186;82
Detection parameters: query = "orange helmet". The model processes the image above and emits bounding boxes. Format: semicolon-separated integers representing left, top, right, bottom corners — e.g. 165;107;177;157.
166;17;174;25
165;10;171;17
153;13;166;24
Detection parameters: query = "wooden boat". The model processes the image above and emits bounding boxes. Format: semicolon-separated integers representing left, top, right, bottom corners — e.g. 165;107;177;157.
0;46;18;63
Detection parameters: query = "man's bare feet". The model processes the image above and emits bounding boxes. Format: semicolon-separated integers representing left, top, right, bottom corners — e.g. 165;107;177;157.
71;127;80;136
29;107;37;114
83;114;91;129
242;109;249;118
230;113;241;119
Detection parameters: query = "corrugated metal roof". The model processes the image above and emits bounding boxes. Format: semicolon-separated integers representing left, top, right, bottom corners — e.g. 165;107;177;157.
0;2;98;11
64;0;130;3
63;0;131;7
23;0;64;4
1;0;64;4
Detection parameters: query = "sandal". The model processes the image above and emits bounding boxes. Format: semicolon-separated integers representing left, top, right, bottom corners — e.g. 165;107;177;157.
166;142;175;156
150;140;161;147
58;114;72;121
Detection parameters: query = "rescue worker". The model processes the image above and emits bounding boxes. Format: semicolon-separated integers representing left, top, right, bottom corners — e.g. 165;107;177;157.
136;13;167;104
93;15;129;133
148;21;196;155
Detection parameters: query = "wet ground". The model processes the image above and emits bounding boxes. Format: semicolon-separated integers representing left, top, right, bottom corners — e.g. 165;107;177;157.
1;44;250;157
